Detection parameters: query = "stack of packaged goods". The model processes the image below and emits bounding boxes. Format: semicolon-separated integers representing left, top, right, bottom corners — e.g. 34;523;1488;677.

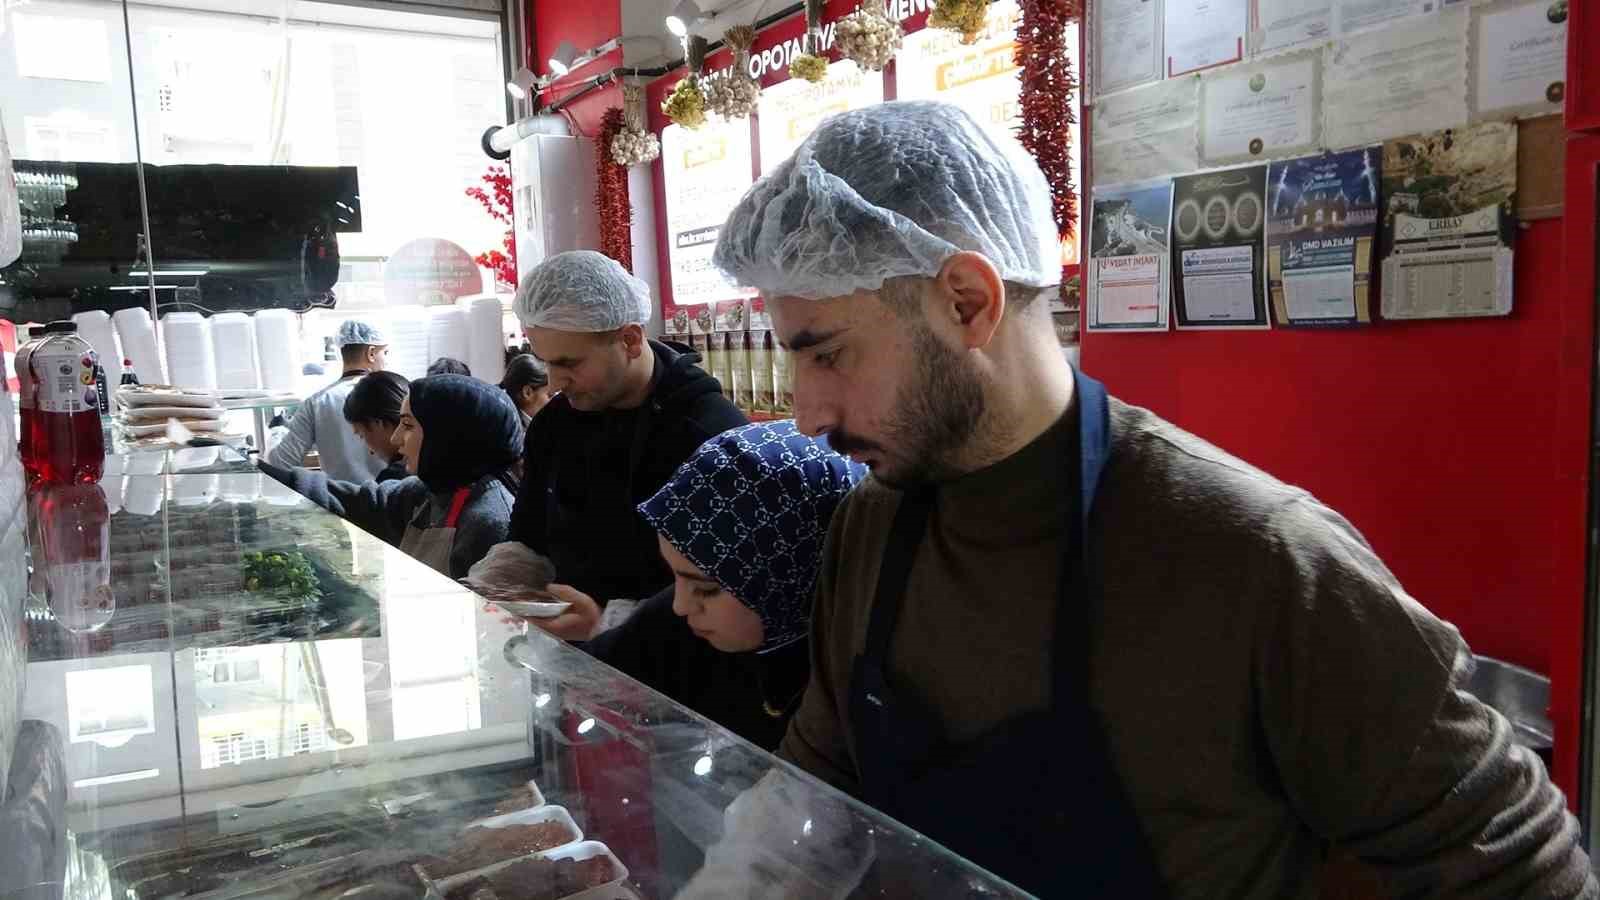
114;384;232;445
667;298;792;419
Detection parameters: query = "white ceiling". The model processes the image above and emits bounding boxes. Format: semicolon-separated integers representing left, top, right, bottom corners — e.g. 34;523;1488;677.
615;0;791;67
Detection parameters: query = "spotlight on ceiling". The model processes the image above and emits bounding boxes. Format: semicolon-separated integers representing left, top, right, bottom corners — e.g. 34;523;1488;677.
664;0;702;38
547;40;578;76
506;66;540;99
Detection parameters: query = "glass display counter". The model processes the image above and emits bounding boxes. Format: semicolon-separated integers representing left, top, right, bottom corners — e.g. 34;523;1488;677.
6;445;1027;900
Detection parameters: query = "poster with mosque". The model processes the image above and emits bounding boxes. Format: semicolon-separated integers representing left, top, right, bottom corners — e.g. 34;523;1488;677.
1265;148;1381;327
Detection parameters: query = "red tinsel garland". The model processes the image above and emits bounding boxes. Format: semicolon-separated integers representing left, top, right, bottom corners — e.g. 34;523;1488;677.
1015;0;1081;242
596;107;634;272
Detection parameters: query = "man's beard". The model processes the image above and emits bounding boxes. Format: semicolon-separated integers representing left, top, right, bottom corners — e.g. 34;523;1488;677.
829;325;987;490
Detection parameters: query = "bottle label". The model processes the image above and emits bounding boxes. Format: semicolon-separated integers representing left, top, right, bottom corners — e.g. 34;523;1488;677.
32;344;99;414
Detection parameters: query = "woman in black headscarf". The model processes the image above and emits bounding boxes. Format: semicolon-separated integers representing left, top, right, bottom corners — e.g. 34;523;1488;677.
260;375;523;578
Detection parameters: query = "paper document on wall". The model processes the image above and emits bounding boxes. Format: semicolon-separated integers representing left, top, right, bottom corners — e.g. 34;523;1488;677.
1097;0;1162;95
1379;122;1516;319
1199;53;1319;165
1336;0;1435;35
1164;0;1247;76
1171;166;1271;329
1087;179;1173;332
1266;148;1380;327
1472;0;1567;119
1321;10;1469;150
1255;0;1333;53
1091;76;1200;185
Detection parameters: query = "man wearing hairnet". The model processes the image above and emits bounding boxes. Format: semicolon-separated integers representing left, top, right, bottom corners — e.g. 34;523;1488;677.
267;319;390;482
482;251;746;637
687;101;1596;898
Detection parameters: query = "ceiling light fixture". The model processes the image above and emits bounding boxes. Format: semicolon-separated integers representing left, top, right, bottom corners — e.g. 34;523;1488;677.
547;40;578;75
506;66;541;100
664;0;703;38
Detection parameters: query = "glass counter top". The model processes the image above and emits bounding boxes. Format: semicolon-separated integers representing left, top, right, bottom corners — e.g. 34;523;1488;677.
5;445;1028;900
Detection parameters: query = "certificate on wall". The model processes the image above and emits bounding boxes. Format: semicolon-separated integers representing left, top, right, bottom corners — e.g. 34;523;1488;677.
1380;122;1517;319
1164;0;1246;76
1266;149;1380;327
1091;76;1200;185
1087;179;1173;332
1256;0;1333;53
661;118;757;306
1336;0;1434;34
1199;53;1319;165
757;60;884;174
1321;11;1469;150
1472;0;1567;119
1096;0;1162;95
1171;167;1270;329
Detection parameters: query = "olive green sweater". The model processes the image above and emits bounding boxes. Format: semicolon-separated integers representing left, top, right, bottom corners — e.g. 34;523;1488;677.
781;397;1596;898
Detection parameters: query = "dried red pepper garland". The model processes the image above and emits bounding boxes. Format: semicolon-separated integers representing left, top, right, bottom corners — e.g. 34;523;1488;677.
596;106;634;272
1015;0;1081;243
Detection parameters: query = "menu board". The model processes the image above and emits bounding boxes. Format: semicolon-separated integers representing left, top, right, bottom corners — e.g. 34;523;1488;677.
662;117;757;305
897;3;1082;265
757;60;884;174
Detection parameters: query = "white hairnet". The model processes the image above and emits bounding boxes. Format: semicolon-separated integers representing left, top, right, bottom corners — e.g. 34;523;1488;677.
713;100;1061;301
336;319;387;347
513;250;654;332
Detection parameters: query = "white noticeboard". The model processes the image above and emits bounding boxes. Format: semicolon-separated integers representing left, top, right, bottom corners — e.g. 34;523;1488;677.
756;60;885;175
662;118;757;306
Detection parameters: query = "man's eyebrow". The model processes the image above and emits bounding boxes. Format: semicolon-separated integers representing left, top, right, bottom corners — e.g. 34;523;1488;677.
672;566;717;583
784;327;845;352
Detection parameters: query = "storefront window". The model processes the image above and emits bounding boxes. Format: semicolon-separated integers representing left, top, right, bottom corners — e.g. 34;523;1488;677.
1;0;507;326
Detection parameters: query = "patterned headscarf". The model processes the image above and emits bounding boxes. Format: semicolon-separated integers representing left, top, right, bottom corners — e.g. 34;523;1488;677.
638;420;866;653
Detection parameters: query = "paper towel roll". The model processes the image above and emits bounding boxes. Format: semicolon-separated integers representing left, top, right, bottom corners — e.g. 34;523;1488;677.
211;312;261;390
254;309;300;391
385;305;431;380
112;307;166;385
71;310;123;380
161;312;218;389
427;306;471;371
459;295;506;384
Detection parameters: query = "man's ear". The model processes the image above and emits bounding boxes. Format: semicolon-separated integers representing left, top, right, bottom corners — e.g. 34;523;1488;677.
933;252;1006;350
620;324;647;358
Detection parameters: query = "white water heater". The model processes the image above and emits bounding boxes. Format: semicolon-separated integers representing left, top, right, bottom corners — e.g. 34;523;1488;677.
510;134;601;285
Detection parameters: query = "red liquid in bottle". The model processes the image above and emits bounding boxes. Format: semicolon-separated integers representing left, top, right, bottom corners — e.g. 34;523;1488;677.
22;326;105;486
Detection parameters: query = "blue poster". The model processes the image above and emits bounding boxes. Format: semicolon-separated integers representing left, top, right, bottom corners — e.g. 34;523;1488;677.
1266;148;1380;327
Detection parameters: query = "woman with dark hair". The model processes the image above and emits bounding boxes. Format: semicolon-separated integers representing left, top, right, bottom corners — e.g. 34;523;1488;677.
261;375;523;578
499;353;552;429
341;370;410;482
427;357;471;377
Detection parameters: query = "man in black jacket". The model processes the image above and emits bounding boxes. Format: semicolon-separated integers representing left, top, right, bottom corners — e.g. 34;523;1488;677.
503;251;747;634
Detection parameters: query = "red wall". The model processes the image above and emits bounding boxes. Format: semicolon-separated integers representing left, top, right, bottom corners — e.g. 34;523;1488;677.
529;0;623;135
1081;217;1591;795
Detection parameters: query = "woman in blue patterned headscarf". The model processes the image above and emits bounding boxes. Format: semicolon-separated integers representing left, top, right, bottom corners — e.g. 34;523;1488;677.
576;420;865;749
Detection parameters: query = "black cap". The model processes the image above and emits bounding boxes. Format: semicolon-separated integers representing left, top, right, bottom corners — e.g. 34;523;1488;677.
41;320;78;334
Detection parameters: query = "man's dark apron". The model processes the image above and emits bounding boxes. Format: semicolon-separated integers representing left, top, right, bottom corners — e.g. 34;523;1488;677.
847;371;1167;897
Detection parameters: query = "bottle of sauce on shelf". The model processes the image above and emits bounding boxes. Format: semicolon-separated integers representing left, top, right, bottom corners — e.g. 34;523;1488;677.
21;321;105;485
28;482;114;633
14;327;40;462
119;359;140;388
